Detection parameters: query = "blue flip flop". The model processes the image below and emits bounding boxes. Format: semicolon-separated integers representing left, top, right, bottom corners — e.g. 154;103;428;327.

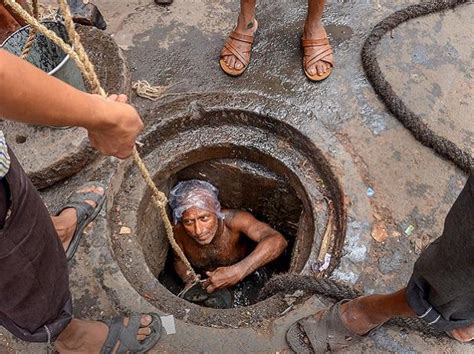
56;181;106;262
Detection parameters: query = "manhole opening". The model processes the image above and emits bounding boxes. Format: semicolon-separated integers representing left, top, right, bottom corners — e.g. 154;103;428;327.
137;144;327;312
110;106;346;327
157;157;304;308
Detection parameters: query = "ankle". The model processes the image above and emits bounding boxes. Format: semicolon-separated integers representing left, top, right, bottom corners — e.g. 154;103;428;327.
236;14;256;33
339;299;388;335
303;21;324;37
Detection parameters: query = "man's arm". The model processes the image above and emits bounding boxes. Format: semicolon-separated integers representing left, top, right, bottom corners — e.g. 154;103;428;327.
174;254;195;286
0;49;143;158
204;211;287;293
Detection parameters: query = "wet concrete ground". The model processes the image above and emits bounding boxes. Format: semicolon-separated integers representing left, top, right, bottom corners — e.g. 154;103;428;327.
1;0;473;352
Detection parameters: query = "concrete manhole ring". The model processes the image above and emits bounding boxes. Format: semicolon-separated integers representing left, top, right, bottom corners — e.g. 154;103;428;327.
102;94;361;328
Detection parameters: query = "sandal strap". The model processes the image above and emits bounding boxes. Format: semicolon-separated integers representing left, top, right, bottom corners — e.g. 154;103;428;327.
116;314;142;352
100;317;123;354
302;37;330;47
60;201;95;225
100;314;162;354
220;30;254;68
68;190;104;205
302;37;334;69
56;182;106;218
228;31;254;44
222;40;250;68
306;47;334;68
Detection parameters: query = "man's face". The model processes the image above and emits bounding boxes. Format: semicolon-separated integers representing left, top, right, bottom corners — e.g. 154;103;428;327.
181;207;219;245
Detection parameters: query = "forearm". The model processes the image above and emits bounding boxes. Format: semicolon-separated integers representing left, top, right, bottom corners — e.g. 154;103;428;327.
0;49;111;130
235;234;287;279
174;258;194;284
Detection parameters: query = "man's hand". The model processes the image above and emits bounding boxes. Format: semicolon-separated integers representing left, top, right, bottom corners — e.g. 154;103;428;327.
203;266;244;293
86;94;143;159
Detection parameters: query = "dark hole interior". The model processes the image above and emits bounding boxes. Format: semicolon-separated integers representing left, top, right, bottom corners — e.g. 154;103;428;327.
158;158;303;308
15;135;27;144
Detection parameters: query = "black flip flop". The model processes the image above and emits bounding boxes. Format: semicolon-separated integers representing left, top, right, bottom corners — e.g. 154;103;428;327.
56;181;106;262
100;313;162;354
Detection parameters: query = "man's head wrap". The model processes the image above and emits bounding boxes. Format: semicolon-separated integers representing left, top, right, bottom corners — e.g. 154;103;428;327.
169;179;224;224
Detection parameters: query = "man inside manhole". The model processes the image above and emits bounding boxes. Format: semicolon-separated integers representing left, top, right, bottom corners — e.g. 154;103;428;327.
169;179;288;309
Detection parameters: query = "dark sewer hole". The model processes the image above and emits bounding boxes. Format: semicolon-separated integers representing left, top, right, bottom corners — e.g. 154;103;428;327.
157;158;304;308
112;107;346;326
15;135;27;144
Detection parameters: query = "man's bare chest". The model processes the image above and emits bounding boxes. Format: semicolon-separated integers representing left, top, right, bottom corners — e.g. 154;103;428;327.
185;232;247;271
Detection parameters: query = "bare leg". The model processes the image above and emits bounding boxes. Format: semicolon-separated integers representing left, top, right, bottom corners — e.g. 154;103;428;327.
303;0;333;76
221;0;258;71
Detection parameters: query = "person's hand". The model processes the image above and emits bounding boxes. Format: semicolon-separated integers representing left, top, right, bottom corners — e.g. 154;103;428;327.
86;94;144;159
203;266;244;293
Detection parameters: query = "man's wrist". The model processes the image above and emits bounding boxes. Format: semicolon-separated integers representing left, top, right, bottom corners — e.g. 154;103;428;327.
233;264;248;282
80;94;117;131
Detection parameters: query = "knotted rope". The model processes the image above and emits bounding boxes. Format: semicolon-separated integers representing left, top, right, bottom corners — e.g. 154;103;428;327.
4;0;199;283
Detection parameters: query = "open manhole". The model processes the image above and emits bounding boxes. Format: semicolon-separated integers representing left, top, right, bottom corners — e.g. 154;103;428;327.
109;106;346;327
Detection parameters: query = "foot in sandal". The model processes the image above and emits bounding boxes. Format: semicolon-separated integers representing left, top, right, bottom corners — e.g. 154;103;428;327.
55;313;162;353
52;182;106;262
220;16;258;77
302;22;334;81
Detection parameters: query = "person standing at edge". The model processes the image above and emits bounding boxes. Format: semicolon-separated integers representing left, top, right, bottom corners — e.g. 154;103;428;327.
220;0;334;81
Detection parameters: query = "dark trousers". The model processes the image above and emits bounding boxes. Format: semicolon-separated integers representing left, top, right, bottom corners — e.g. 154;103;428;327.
407;171;474;332
0;148;72;342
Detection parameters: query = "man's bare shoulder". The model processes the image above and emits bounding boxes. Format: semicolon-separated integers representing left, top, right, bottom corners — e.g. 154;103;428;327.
223;209;256;231
172;224;186;244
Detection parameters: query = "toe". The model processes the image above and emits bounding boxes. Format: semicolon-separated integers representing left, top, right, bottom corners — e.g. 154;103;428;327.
138;327;152;336
229;56;236;70
307;65;316;75
324;62;330;73
137;334;147;341
135;315;153;341
74;185;105;208
316;63;325;76
140;314;153;327
235;59;243;70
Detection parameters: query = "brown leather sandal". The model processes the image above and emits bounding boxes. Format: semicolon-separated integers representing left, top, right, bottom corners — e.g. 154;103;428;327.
219;31;255;77
302;36;334;81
